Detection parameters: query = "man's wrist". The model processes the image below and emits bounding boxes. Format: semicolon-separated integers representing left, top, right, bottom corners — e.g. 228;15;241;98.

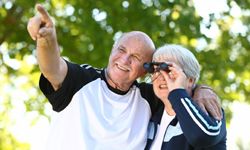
192;84;215;96
198;85;214;91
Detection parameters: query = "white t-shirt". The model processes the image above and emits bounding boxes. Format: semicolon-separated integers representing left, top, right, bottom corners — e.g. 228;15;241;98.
150;110;175;150
40;62;156;150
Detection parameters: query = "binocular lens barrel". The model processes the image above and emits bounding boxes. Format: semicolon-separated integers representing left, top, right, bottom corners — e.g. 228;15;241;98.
143;62;170;73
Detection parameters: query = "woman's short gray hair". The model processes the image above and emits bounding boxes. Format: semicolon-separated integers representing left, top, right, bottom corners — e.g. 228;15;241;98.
153;44;200;84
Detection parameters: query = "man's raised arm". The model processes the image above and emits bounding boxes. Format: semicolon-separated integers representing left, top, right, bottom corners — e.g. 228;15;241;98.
27;4;67;90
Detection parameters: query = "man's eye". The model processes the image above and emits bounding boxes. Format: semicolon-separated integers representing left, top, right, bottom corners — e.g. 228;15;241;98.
118;48;125;52
132;55;141;62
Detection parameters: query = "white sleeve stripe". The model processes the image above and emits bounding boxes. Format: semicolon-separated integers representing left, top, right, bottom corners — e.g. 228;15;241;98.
181;98;222;136
80;64;93;69
183;98;222;130
80;64;89;67
80;64;102;72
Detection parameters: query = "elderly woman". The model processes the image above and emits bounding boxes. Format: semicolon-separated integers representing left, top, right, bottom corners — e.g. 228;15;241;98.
145;44;227;150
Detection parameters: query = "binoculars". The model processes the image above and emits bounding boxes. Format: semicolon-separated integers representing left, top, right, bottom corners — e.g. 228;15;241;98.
143;62;170;73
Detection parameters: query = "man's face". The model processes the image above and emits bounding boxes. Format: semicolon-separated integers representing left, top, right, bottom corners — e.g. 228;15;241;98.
107;35;153;87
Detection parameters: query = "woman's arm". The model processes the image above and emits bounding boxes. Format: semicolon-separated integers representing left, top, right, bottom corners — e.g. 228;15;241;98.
168;89;227;148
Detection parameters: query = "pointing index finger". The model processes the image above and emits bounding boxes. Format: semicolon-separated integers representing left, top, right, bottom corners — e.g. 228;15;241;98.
36;4;52;25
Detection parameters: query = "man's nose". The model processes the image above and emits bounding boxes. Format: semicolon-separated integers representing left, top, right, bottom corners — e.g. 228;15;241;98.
121;54;131;64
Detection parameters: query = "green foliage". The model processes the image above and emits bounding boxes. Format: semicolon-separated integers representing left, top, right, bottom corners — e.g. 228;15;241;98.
0;0;249;148
0;128;30;150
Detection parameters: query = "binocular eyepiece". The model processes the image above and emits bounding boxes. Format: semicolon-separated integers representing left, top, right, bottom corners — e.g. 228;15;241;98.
143;62;170;73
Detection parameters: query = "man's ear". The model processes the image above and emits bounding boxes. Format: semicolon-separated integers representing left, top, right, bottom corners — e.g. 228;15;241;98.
139;69;147;77
137;65;149;81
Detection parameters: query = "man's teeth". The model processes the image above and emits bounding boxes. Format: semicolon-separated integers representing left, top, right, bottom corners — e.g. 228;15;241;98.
117;64;129;71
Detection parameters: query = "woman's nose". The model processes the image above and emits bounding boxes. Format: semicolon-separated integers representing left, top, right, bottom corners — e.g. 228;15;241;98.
157;73;166;81
152;72;165;81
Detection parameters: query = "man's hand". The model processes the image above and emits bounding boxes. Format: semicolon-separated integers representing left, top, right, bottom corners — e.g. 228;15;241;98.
27;4;55;40
27;4;59;53
193;85;222;120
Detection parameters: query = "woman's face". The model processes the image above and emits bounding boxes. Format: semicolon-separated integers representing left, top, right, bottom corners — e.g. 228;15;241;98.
152;57;194;102
152;71;169;101
152;57;170;101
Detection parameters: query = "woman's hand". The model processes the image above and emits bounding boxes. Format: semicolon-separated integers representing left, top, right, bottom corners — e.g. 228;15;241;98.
160;62;188;92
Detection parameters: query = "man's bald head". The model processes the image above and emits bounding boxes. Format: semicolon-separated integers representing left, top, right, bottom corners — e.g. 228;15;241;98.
114;31;155;53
